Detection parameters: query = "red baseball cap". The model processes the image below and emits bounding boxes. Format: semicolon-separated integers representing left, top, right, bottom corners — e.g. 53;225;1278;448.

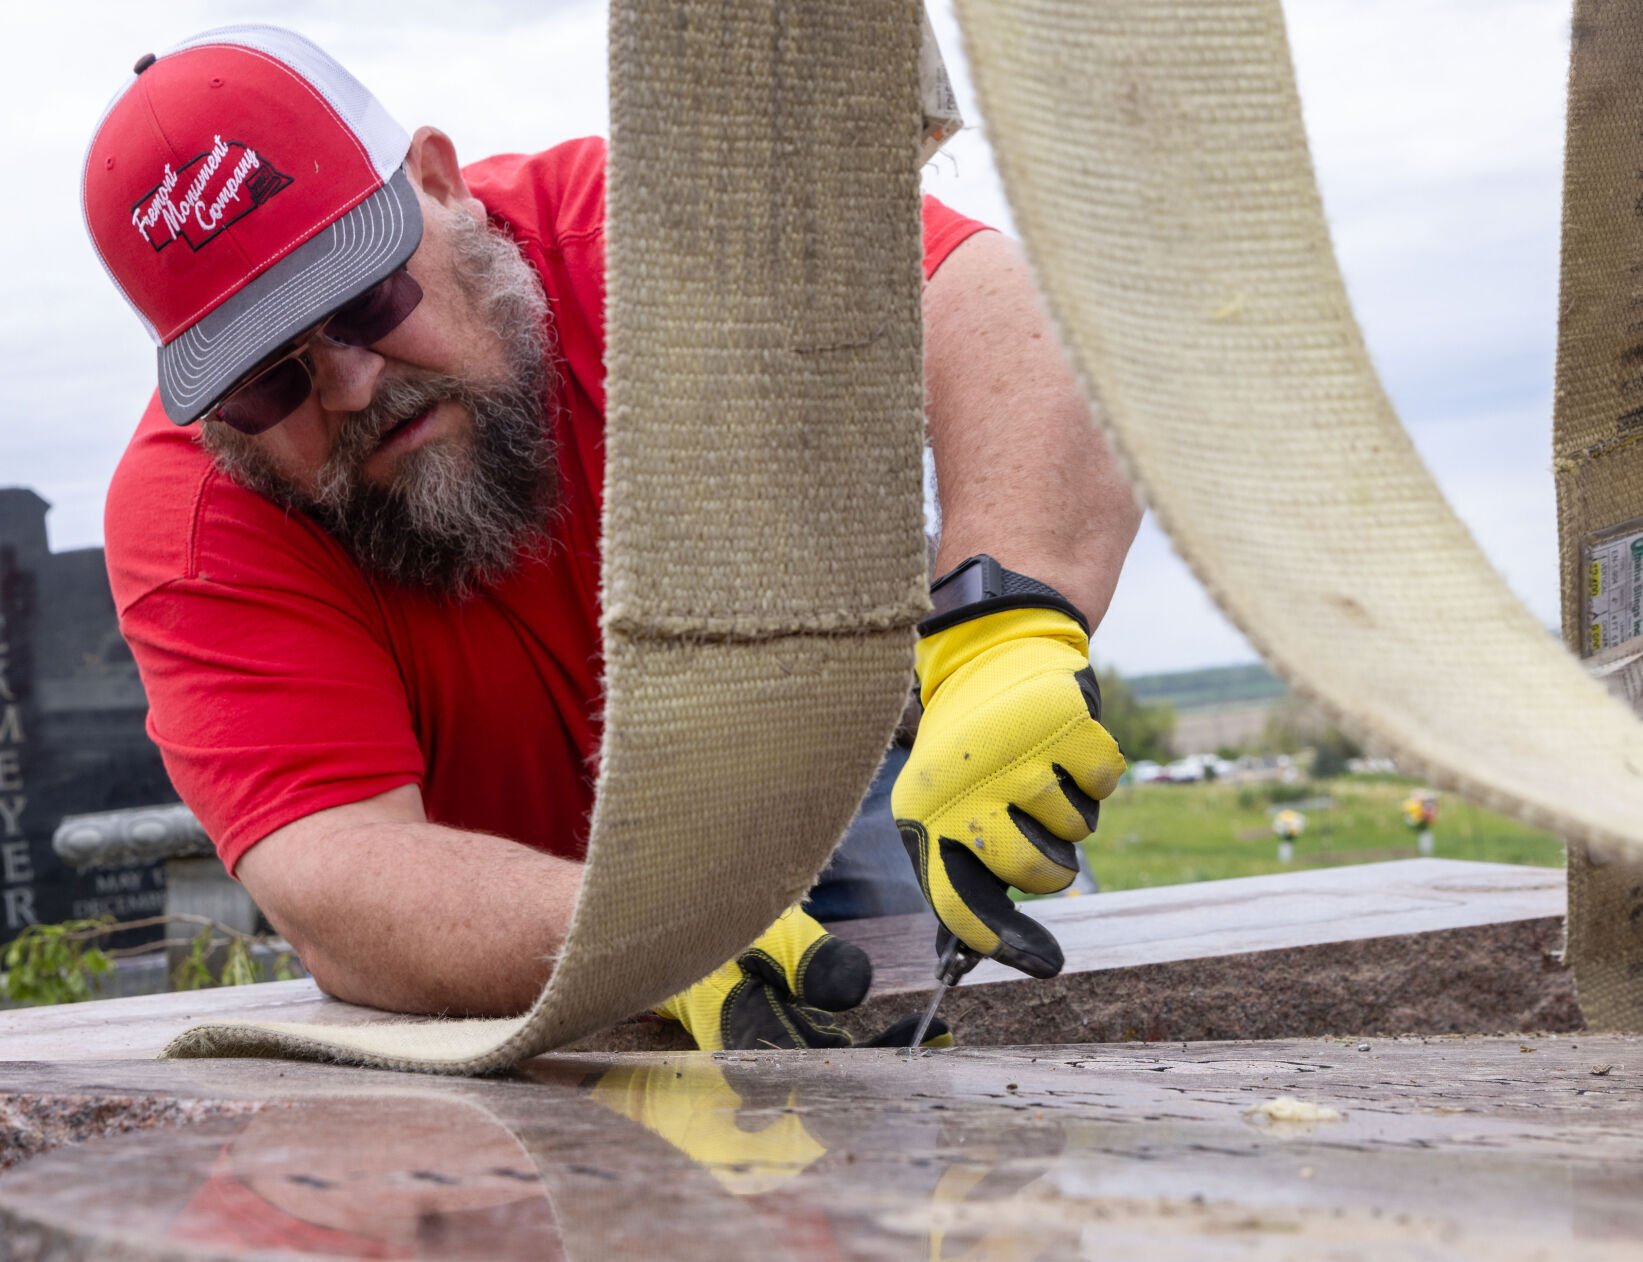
82;25;423;425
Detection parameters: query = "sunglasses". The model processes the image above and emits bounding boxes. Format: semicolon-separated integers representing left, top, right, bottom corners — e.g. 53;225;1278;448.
208;266;424;435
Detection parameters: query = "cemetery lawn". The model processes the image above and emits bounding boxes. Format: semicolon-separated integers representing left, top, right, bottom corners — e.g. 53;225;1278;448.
1076;777;1564;893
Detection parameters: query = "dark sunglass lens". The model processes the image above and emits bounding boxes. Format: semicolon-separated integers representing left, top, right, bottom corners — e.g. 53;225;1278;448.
322;269;424;347
214;356;313;435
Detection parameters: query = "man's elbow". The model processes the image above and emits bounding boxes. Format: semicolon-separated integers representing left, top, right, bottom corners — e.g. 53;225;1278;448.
261;913;351;1003
286;937;342;999
239;881;382;1008
286;935;422;1013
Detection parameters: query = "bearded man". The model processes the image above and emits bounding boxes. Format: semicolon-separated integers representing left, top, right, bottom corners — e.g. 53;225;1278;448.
83;26;1139;1049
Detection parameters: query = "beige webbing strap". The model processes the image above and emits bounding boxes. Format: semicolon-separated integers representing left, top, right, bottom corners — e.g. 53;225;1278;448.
953;0;1643;1027
162;0;928;1074
1552;0;1643;1029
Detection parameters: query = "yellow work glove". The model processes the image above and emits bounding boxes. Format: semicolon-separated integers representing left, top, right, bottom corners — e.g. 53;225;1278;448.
893;555;1125;978
655;906;954;1051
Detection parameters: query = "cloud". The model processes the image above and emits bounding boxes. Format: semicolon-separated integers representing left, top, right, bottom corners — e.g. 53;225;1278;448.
1;0;1575;676
1095;519;1259;675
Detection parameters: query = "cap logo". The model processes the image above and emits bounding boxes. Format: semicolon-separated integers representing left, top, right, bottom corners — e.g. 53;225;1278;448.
129;135;293;252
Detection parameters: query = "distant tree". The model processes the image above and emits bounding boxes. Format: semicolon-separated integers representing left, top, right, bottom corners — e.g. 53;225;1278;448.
1257;697;1313;756
1094;667;1175;764
1254;697;1362;777
1309;727;1363;779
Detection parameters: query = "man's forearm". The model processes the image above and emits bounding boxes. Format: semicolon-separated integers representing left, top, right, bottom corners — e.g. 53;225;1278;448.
237;787;582;1016
924;230;1141;623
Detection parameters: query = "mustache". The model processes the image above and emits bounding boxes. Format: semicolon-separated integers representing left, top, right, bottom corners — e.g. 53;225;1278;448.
316;373;476;501
345;373;469;445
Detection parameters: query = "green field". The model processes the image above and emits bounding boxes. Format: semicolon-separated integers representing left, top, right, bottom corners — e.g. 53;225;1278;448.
1072;777;1564;893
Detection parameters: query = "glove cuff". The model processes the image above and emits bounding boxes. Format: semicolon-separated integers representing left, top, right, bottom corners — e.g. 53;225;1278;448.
920;554;1089;637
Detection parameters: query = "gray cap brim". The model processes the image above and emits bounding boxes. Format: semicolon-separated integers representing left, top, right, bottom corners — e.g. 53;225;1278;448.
157;166;423;425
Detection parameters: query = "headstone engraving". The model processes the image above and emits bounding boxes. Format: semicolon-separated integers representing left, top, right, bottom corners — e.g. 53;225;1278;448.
0;544;38;935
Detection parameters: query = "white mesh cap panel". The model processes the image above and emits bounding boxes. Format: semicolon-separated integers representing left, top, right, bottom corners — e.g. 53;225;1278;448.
169;25;410;179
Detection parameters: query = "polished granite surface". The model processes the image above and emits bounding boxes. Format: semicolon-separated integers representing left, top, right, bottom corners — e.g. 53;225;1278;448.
2;1033;1639;1259
0;860;1575;1060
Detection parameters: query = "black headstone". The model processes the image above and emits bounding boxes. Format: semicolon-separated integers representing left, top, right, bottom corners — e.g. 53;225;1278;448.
0;490;174;948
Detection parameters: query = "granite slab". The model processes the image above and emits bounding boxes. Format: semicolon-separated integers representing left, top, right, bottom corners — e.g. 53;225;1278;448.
0;860;1574;1062
1;1033;1638;1259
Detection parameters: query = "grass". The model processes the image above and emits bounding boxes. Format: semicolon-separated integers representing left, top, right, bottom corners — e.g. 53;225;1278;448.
1073;775;1564;893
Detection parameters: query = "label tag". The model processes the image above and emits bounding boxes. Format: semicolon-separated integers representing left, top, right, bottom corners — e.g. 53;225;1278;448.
919;8;963;165
1582;517;1643;655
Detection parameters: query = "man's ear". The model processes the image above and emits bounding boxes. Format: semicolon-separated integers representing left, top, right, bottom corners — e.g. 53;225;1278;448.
404;126;484;219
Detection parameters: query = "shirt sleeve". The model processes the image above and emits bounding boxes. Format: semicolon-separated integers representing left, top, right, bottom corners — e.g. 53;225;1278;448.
117;473;425;876
921;194;994;280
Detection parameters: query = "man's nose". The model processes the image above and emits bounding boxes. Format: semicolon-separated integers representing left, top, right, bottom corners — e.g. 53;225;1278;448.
307;341;385;415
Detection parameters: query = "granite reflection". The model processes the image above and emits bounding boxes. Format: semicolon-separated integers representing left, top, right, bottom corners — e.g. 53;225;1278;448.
0;1059;1073;1260
4;1043;1643;1259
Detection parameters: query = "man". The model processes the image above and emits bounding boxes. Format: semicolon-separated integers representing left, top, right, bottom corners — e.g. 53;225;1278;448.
82;27;1139;1048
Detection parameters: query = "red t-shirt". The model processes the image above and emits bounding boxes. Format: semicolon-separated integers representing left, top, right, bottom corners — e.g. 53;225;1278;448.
105;137;990;875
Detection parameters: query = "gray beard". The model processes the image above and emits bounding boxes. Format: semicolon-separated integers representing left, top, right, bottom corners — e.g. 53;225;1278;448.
201;214;558;599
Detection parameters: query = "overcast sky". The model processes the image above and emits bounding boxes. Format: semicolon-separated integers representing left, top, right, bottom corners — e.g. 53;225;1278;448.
0;0;1571;675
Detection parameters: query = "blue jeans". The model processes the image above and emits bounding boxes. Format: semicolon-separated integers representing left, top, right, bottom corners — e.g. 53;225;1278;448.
804;743;929;923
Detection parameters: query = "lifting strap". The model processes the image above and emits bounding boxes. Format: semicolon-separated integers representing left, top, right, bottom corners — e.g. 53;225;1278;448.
163;0;929;1073
167;0;1643;1071
955;0;1643;1025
